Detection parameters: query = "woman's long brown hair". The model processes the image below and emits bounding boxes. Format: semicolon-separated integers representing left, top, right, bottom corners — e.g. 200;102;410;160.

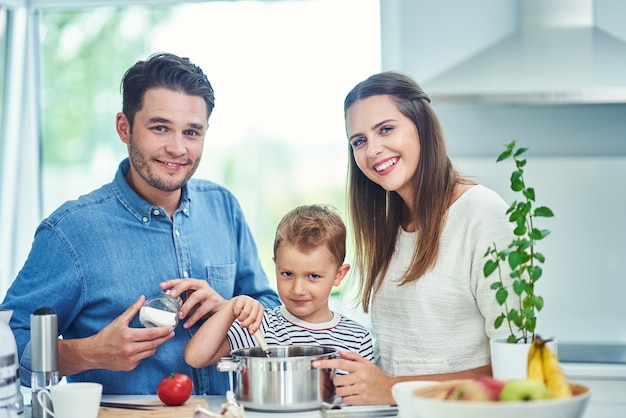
344;72;468;313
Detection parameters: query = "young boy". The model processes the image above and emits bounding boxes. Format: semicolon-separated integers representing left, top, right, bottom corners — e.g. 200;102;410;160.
184;204;374;367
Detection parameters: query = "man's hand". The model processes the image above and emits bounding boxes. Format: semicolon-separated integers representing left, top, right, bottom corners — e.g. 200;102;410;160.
160;279;227;329
58;296;175;376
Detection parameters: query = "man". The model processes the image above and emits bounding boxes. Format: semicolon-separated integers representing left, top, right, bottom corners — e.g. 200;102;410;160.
0;52;280;395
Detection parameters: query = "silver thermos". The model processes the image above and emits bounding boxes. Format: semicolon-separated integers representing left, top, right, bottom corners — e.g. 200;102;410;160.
30;307;59;418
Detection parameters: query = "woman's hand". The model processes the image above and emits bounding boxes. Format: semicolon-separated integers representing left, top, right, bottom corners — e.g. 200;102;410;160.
160;279;226;329
313;351;396;405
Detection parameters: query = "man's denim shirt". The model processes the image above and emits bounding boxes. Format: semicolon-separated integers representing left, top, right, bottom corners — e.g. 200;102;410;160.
0;158;280;395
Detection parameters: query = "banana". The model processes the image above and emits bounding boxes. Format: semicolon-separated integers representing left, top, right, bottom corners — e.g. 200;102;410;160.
527;338;545;384
540;338;573;399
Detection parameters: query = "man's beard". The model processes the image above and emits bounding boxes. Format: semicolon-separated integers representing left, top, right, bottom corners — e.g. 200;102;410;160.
128;140;200;192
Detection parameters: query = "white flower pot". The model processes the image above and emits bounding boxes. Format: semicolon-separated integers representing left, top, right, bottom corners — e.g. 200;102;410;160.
490;337;558;380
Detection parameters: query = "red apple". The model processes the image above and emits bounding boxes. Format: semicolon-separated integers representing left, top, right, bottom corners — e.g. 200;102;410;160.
445;376;506;401
474;376;506;400
446;380;491;401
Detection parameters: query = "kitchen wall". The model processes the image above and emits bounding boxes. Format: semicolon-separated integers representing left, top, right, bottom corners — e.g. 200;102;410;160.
443;104;626;344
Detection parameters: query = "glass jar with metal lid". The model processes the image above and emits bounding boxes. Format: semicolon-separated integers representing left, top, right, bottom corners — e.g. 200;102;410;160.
139;291;182;328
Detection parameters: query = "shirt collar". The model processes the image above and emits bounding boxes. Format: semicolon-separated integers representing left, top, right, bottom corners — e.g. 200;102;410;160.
111;158;191;223
279;305;341;330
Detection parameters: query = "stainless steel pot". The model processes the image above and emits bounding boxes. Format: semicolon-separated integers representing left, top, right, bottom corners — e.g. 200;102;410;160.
217;345;338;412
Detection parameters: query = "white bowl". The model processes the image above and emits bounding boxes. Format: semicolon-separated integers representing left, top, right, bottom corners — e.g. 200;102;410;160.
407;379;591;418
391;381;441;418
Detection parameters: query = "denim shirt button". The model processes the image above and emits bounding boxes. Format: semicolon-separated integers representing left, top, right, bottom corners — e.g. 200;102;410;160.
175;230;180;236
152;209;160;216
183;271;189;278
142;216;148;223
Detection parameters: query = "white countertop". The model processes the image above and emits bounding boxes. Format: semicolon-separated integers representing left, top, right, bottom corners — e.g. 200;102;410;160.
19;386;397;417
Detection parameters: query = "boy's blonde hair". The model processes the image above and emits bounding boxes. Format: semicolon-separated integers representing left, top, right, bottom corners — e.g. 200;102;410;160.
273;204;346;265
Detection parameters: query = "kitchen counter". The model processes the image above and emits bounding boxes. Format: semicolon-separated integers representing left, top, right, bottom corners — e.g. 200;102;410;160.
20;355;626;418
18;387;397;417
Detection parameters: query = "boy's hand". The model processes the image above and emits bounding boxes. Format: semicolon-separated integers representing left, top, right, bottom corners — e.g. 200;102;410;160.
230;295;265;334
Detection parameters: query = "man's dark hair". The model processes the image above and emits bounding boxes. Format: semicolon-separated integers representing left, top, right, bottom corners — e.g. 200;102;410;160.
121;52;215;130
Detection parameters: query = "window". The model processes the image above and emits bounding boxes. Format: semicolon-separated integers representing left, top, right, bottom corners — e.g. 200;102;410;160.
39;0;381;285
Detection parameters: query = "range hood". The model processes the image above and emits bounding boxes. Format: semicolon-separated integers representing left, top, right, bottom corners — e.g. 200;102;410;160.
421;0;626;104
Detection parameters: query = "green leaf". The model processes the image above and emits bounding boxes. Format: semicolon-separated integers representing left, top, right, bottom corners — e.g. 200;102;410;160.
526;317;537;332
514;147;528;157
522;295;533;309
496;288;508;305
510;170;524;192
518;201;531;215
507;335;518;343
496;152;511;162
527;266;542;282
508;209;520;222
534;295;544;311
523;187;535;201
513;225;527;236
512;279;525;296
533;206;554;217
514;239;533;252
483;259;498;277
506;202;516;215
522;307;535;319
497;147;513;162
490;282;502;290
494;314;505;329
528;228;550;240
508;251;524;269
533;252;545;263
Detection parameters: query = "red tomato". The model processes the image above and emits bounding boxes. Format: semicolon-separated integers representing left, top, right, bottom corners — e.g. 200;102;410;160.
157;373;193;406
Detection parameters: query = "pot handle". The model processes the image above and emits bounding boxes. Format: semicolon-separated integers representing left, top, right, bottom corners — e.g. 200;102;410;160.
314;352;341;378
217;357;240;373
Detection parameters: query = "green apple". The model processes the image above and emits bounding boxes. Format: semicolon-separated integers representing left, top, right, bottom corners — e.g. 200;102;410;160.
499;379;552;401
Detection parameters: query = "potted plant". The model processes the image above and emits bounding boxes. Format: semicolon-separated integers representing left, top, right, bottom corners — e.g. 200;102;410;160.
483;140;555;378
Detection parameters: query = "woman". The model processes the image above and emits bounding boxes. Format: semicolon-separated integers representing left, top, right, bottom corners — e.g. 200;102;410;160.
313;72;514;405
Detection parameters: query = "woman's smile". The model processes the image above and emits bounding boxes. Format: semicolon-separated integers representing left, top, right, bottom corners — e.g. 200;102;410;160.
373;156;399;174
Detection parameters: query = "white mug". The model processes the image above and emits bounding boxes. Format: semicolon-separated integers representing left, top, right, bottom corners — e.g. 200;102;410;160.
36;382;102;418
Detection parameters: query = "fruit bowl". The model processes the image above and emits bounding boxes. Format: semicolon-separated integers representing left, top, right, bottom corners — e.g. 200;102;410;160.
391;381;441;418
404;379;591;418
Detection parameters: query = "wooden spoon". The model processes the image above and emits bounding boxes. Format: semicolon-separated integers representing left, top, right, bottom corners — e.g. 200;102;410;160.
252;329;271;357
